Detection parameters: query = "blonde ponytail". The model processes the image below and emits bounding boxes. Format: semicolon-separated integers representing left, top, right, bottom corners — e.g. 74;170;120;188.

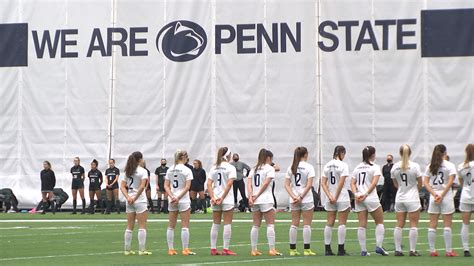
399;144;411;171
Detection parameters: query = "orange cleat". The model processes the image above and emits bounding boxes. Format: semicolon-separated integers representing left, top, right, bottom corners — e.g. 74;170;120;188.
168;249;178;256
251;250;262;256
182;248;196;256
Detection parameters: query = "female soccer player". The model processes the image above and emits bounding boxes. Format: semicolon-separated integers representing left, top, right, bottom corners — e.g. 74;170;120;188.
458;143;473;257
165;150;195;256
208;147;237;255
284;147;316;256
424;144;457;257
40;161;56;214
121;151;151;255
191;160;207;213
87;159;103;214
248;148;282;256
321;145;350;256
391;144;423;256
351;146;388;256
71;157;86;214
105;158;120;214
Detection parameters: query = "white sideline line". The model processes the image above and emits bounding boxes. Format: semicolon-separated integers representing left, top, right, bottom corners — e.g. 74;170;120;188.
181;257;304;265
0;219;467;223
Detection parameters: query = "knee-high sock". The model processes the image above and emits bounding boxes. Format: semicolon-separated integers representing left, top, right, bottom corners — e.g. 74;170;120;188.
72;199;77;211
163;200;169;212
223;224;231;249
409;227;418;252
358;227;367;252
167;227;174;249
138;229;146;251
443;227;452;252
338;225;346;245
191;199;197;211
148;198;154;212
375;224;385;248
303;225;311;245
115;200;120;213
289;225;297;245
251;226;259;250
461;223;470;251
210;223;220;249
81;199;86;210
428;228;436;252
157;198;162;211
394;227;402;251
181;227;190;249
124;229;132;251
267;224;276;249
324;225;333;245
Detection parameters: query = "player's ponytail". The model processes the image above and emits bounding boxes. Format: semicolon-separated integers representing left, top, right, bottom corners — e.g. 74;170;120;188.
255;148;274;170
291;146;308;175
362;146;376;166
429;144;446;175
333;145;346;160
125;151;142;178
215;147;230;167
464;143;474;167
399;144;411;171
174;150;186;166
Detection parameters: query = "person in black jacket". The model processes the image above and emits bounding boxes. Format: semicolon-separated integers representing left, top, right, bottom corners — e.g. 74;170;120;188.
40;161;56;214
87;159;103;214
190;159;207;213
381;154;395;212
155;159;169;214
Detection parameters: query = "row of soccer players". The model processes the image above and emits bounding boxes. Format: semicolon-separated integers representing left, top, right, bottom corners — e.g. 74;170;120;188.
120;143;473;257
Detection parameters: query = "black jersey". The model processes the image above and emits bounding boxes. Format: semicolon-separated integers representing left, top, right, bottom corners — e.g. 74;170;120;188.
155;166;168;184
71;165;85;181
88;169;103;188
40;169;56;191
105;167;120;184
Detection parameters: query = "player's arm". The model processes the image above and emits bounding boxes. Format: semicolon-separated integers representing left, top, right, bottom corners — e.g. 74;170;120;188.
164;179;173;199
81;171;85;181
423;176;437;196
300;176;314;199
220;178;235;201
254;176;272;200
132;178;147;203
112;173;119;186
155;174;160;191
243;163;251;177
284;176;297;200
99;172;103;186
334;175;346;200
321;175;331;198
176;180;192;201
416;175;422;190
120;179;130;200
207;177;215;201
350;176;358;194
440;174;455;199
247;175;254;205
366;174;380;196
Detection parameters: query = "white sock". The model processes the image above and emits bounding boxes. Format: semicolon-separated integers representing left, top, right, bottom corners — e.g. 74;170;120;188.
324;225;333;245
303;225;311;245
338;225;346;245
251;226;259;250
124;229;132;251
181;227;190;249
210;223;220;249
358;227;367;252
267;224;276;249
394;227;402;252
443;227;452;252
409;227;418;252
428;228;436;252
461;223;470;251
138;229;146;251
289;225;298;245
375;224;385;248
223;224;231;249
167;227;174;250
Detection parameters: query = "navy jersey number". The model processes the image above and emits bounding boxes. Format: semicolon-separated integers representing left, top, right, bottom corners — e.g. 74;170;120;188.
295;173;302;186
358;172;366;186
433;171;444;185
466;172;472;186
400;173;408;186
217;173;223;186
173;177;179;188
254;174;260;187
330;171;336;185
128;177;134;190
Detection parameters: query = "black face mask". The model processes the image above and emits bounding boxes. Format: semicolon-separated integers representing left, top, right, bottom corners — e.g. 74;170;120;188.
233;158;238;162
161;163;166;166
387;159;393;164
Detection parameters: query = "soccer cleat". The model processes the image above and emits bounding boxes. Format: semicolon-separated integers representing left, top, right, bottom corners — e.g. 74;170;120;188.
409;251;421;257
269;249;283;256
210;249;221;255
445;251;458;257
304;249;316;256
167;249;178;256
182;248;196;256
251;250;262;256
360;251;371;256
124;250;136;256
464;250;472;257
394;251;404;256
289;249;300;256
338;250;349;256
139;250;152;256
325;250;335;256
375;247;389;256
222;249;237;256
430;251;439;257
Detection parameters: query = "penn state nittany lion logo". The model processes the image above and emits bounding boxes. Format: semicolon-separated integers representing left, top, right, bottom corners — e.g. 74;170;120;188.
156;20;207;62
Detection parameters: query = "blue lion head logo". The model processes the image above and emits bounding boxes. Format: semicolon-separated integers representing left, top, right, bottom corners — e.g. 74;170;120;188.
156;20;207;62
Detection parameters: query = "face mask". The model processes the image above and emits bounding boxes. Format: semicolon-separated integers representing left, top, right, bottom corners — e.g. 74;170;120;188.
161;163;166;166
233;158;238;162
387;159;393;164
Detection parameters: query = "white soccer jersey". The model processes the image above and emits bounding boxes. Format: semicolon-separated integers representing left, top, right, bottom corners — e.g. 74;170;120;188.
322;159;350;203
248;164;275;205
391;161;422;203
166;164;193;204
424;160;456;198
352;162;382;202
124;166;149;204
285;161;315;204
458;161;474;204
208;161;237;205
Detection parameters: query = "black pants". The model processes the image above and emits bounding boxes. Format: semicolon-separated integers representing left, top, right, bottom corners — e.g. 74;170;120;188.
233;179;247;207
382;183;396;211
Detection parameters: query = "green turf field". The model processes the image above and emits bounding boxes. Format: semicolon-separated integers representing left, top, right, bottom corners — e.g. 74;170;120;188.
0;211;472;265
